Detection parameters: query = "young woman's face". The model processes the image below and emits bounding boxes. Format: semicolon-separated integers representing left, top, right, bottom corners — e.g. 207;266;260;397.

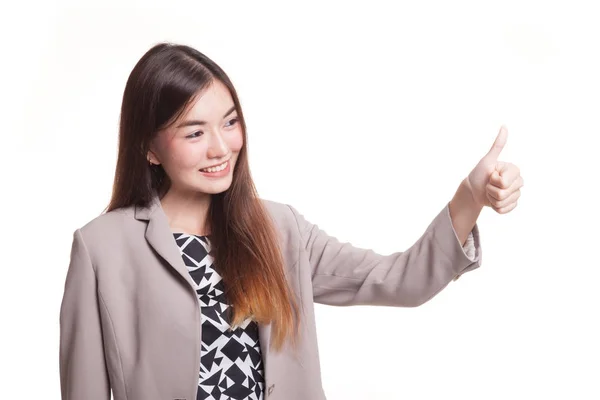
148;80;244;196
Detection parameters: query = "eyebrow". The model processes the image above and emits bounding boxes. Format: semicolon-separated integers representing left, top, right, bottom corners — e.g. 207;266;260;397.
175;105;237;128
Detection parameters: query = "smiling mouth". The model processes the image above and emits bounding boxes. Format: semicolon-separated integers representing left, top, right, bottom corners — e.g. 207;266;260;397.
199;160;229;173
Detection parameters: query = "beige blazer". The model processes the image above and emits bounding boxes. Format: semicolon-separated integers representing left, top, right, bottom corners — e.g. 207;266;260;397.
59;192;482;400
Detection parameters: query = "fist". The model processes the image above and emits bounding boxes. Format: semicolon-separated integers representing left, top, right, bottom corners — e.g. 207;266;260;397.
466;126;524;214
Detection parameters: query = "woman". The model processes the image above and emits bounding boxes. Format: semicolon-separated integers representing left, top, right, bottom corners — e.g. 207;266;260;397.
59;42;524;400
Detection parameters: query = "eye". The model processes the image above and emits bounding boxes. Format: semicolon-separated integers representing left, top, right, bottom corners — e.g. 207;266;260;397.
186;131;203;139
226;117;239;127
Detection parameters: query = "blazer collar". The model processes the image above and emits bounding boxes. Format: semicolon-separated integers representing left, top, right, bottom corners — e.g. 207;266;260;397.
133;191;273;366
133;190;162;221
133;191;197;293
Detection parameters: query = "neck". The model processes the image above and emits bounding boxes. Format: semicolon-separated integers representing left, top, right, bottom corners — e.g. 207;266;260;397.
159;188;212;236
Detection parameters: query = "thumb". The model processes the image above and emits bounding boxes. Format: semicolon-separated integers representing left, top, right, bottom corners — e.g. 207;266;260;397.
485;125;508;161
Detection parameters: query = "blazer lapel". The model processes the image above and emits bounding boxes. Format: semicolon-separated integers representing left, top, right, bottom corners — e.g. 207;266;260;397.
258;323;271;378
134;192;198;292
135;191;273;379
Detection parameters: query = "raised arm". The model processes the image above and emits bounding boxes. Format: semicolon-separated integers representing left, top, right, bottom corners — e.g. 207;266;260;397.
287;202;482;307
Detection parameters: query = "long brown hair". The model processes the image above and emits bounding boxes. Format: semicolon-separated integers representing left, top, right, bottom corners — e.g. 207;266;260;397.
104;42;300;352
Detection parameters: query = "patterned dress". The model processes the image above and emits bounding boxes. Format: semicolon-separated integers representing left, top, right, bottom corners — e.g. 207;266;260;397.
173;233;265;400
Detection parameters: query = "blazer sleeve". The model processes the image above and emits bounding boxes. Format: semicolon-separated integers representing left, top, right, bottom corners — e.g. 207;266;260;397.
59;229;111;400
287;201;482;307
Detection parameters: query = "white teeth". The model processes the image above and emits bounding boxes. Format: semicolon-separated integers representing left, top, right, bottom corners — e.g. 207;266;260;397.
200;161;227;173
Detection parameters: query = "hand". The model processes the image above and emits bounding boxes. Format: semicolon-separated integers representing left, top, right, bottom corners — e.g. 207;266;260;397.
465;125;524;213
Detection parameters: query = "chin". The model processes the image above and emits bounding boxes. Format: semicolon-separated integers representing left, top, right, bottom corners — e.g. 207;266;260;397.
200;187;231;195
196;181;233;195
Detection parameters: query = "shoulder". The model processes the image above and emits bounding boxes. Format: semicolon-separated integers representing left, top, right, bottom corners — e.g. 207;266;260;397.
74;204;137;250
259;198;303;236
259;197;293;222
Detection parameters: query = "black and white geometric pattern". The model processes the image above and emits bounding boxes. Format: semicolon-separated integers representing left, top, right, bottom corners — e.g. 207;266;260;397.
173;233;265;400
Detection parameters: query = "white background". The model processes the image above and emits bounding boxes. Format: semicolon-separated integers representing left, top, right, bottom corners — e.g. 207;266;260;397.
1;0;598;399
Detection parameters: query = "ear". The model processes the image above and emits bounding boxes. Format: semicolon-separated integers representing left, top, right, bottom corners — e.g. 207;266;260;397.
147;148;161;166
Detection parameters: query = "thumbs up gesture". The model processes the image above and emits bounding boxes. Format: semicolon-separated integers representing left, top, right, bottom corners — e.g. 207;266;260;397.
465;126;524;213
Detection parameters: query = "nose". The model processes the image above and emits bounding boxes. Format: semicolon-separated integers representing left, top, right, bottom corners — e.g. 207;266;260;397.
206;130;229;158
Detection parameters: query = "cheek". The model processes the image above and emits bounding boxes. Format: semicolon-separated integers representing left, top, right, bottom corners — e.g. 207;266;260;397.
228;129;244;152
166;143;202;169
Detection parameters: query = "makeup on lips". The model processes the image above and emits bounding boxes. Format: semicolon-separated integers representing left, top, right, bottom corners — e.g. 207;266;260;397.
199;160;231;178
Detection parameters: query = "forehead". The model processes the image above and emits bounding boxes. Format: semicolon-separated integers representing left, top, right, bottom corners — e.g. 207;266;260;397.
182;80;234;119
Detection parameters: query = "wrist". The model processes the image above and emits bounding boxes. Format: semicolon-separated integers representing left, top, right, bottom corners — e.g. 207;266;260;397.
460;177;485;209
448;179;484;246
